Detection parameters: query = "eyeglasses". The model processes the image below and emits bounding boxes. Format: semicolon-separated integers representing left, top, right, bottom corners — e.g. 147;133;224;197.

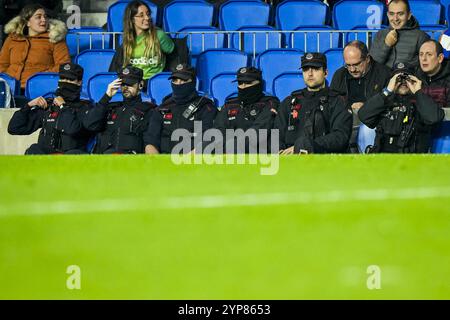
344;59;365;70
134;13;151;19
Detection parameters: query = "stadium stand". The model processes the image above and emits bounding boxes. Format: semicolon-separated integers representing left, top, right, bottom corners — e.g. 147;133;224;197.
163;0;215;33
257;49;304;94
290;26;341;52
275;0;329;30
410;0;447;40
25;73;60;99
210;72;237;107
107;0;159;32
146;72;173;105
231;26;280;57
0;73;21;96
272;72;305;101
324;48;344;80
66;27;112;58
175;26;225;67
75;49;116;99
88;72;122;103
196;49;248;94
219;0;271;31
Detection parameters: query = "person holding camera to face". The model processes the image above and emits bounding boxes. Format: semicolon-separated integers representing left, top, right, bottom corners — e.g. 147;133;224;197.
83;65;156;154
358;62;445;153
7;63;94;154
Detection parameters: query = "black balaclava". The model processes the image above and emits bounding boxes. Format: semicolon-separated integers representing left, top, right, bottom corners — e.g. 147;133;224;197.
238;82;264;106
171;80;197;105
55;81;81;103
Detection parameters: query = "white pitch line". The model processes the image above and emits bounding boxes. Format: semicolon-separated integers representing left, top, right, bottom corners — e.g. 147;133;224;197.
1;187;450;218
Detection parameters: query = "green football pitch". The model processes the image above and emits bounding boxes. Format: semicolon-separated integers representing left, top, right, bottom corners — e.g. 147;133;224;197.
0;155;449;299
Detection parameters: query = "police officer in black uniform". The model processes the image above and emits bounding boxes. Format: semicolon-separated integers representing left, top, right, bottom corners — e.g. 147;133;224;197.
276;53;353;154
8;63;94;154
212;66;279;153
84;65;156;154
359;62;445;153
144;64;217;154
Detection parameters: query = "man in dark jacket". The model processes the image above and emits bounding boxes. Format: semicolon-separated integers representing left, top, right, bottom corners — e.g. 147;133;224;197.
276;52;353;154
331;40;391;152
144;64;217;154
8;63;94;154
359;62;445;153
84;65;156;154
417;39;450;109
370;0;429;68
212;66;279;153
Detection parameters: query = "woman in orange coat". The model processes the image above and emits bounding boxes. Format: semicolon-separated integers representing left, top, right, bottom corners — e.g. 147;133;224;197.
0;4;70;91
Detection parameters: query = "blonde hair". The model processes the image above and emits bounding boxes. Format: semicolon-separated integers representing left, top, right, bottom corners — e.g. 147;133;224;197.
122;0;162;68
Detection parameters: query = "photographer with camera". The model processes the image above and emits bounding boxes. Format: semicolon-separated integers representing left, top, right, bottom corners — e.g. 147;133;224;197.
83;65;156;154
7;63;94;154
144;64;216;154
358;62;445;153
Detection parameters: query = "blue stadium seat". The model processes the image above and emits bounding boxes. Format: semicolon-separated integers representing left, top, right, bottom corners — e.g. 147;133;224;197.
0;73;20;96
75;49;116;99
231;26;280;57
345;26;385;46
88;72;122;103
357;124;376;153
196;49;248;94
66;27;111;57
272;72;305;101
410;0;444;26
107;0;159;32
431;121;450;153
324;48;344;80
163;0;214;32
25;73;59;99
276;0;329;30
256;49;304;94
210;72;236;107
410;0;446;39
147;72;172;105
176;27;225;67
219;0;270;31
333;0;385;30
290;26;340;53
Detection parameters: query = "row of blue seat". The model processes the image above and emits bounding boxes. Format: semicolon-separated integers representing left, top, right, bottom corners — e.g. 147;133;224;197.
67;0;447;58
66;48;344;101
105;0;447;33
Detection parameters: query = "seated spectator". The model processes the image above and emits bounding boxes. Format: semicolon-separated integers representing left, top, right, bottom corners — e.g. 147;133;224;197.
84;65;156;154
212;67;280;153
109;0;175;89
275;53;353;154
330;41;391;153
359;62;444;153
144;64;216;154
0;4;70;91
370;0;429;68
7;63;94;154
417;40;450;108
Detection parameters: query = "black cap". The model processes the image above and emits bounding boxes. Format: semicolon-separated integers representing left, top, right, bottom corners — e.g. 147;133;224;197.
119;65;143;86
169;64;196;81
301;52;327;69
232;66;262;83
59;63;83;81
392;62;415;76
